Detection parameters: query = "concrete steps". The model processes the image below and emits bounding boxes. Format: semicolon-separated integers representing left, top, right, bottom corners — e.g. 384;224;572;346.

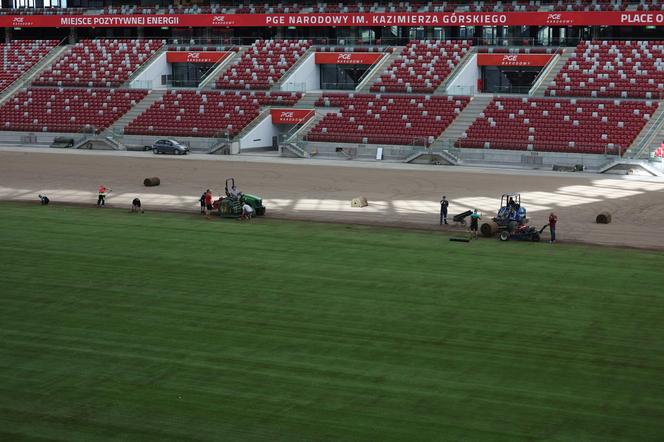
431;95;492;150
293;91;322;109
435;47;477;95
530;49;575;97
106;90;166;136
235;107;271;140
124;44;168;89
284;111;325;143
357;48;403;93
0;44;70;106
624;101;664;159
272;46;316;91
201;47;248;90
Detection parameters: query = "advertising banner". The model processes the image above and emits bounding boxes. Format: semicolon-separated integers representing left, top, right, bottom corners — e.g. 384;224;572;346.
314;52;383;65
271;108;314;125
2;11;664;28
166;51;229;63
477;53;554;67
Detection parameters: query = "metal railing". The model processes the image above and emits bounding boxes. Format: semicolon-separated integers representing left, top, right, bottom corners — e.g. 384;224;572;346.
631;107;664;159
446;85;475;96
279;81;307;92
451;137;629;157
529;51;562;96
320;82;360;90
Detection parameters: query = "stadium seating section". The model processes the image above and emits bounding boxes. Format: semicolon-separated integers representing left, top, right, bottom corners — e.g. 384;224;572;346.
371;40;471;93
0;40;58;93
547;40;664;99
124;90;301;137
0;87;147;133
216;40;311;90
34;39;164;88
456;97;657;154
3;1;664;14
306;93;470;146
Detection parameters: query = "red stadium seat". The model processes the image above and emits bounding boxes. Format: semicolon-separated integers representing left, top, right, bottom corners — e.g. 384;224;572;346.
456;97;656;155
216;39;311;90
547;40;664;99
306;93;469;146
371;40;471;94
0;87;148;133
124;90;301;137
34;39;165;88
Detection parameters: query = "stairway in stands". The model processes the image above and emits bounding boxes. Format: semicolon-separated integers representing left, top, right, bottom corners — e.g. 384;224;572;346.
431;95;492;150
530;49;576;97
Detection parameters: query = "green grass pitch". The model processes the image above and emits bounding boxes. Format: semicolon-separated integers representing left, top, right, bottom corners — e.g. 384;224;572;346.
1;202;663;441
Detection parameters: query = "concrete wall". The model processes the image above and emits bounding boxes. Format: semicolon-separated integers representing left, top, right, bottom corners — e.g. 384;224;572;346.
279;52;319;92
129;52;170;90
457;147;611;170
446;54;479;96
239;114;279;150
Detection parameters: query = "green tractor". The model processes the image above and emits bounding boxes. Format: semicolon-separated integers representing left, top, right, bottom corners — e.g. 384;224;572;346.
216;178;266;218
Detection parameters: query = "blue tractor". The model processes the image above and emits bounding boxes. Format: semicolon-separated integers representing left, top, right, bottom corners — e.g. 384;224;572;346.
493;193;527;233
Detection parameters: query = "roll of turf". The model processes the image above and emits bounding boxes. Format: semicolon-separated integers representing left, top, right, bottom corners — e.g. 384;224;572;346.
144;177;160;187
596;212;612;224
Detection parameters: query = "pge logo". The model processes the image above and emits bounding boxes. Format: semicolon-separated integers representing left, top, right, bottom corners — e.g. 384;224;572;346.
502;55;518;63
212;16;226;24
337;53;353;62
281;112;294;118
547;14;561;21
187;52;201;60
12;17;24;25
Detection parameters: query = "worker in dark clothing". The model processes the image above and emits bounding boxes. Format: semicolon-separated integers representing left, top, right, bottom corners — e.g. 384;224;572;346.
549;212;558;243
440;196;449;225
470;209;481;240
131;198;143;213
38;194;50;205
199;191;206;214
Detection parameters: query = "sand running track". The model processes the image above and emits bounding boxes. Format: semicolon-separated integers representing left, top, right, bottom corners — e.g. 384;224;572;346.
1;147;664;250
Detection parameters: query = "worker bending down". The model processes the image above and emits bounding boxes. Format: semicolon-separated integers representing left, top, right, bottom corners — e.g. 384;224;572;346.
240;203;254;220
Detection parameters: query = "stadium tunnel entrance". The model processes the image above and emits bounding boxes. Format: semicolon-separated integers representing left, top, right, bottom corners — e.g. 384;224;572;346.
317;52;383;90
130;50;231;89
477;53;553;94
280;51;386;92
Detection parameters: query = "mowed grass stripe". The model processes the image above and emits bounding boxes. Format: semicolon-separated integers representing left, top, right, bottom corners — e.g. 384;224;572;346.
1;203;664;441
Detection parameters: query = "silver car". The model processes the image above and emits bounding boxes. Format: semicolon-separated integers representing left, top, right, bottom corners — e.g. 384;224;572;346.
152;139;190;155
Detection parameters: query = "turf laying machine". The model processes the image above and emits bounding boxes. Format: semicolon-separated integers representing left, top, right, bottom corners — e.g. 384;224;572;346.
480;193;530;239
214;178;266;218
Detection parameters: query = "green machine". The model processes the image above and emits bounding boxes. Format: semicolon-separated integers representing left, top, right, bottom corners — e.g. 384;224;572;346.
217;178;266;218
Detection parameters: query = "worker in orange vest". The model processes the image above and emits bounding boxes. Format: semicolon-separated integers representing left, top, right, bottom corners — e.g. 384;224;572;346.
97;185;111;207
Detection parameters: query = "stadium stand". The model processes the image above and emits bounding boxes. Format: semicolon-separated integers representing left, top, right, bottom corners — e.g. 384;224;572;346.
546;40;664;99
3;1;664;14
306;93;470;146
34;39;165;88
637;0;664;10
0;40;59;93
0;87;148;133
370;40;471;93
216;40;311;90
456;97;657;154
552;0;628;10
124;90;301;137
0;7;83;15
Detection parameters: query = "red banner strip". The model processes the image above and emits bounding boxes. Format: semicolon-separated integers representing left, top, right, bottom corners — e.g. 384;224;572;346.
314;52;383;65
166;51;229;63
271;108;314;125
2;11;664;28
477;53;554;67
